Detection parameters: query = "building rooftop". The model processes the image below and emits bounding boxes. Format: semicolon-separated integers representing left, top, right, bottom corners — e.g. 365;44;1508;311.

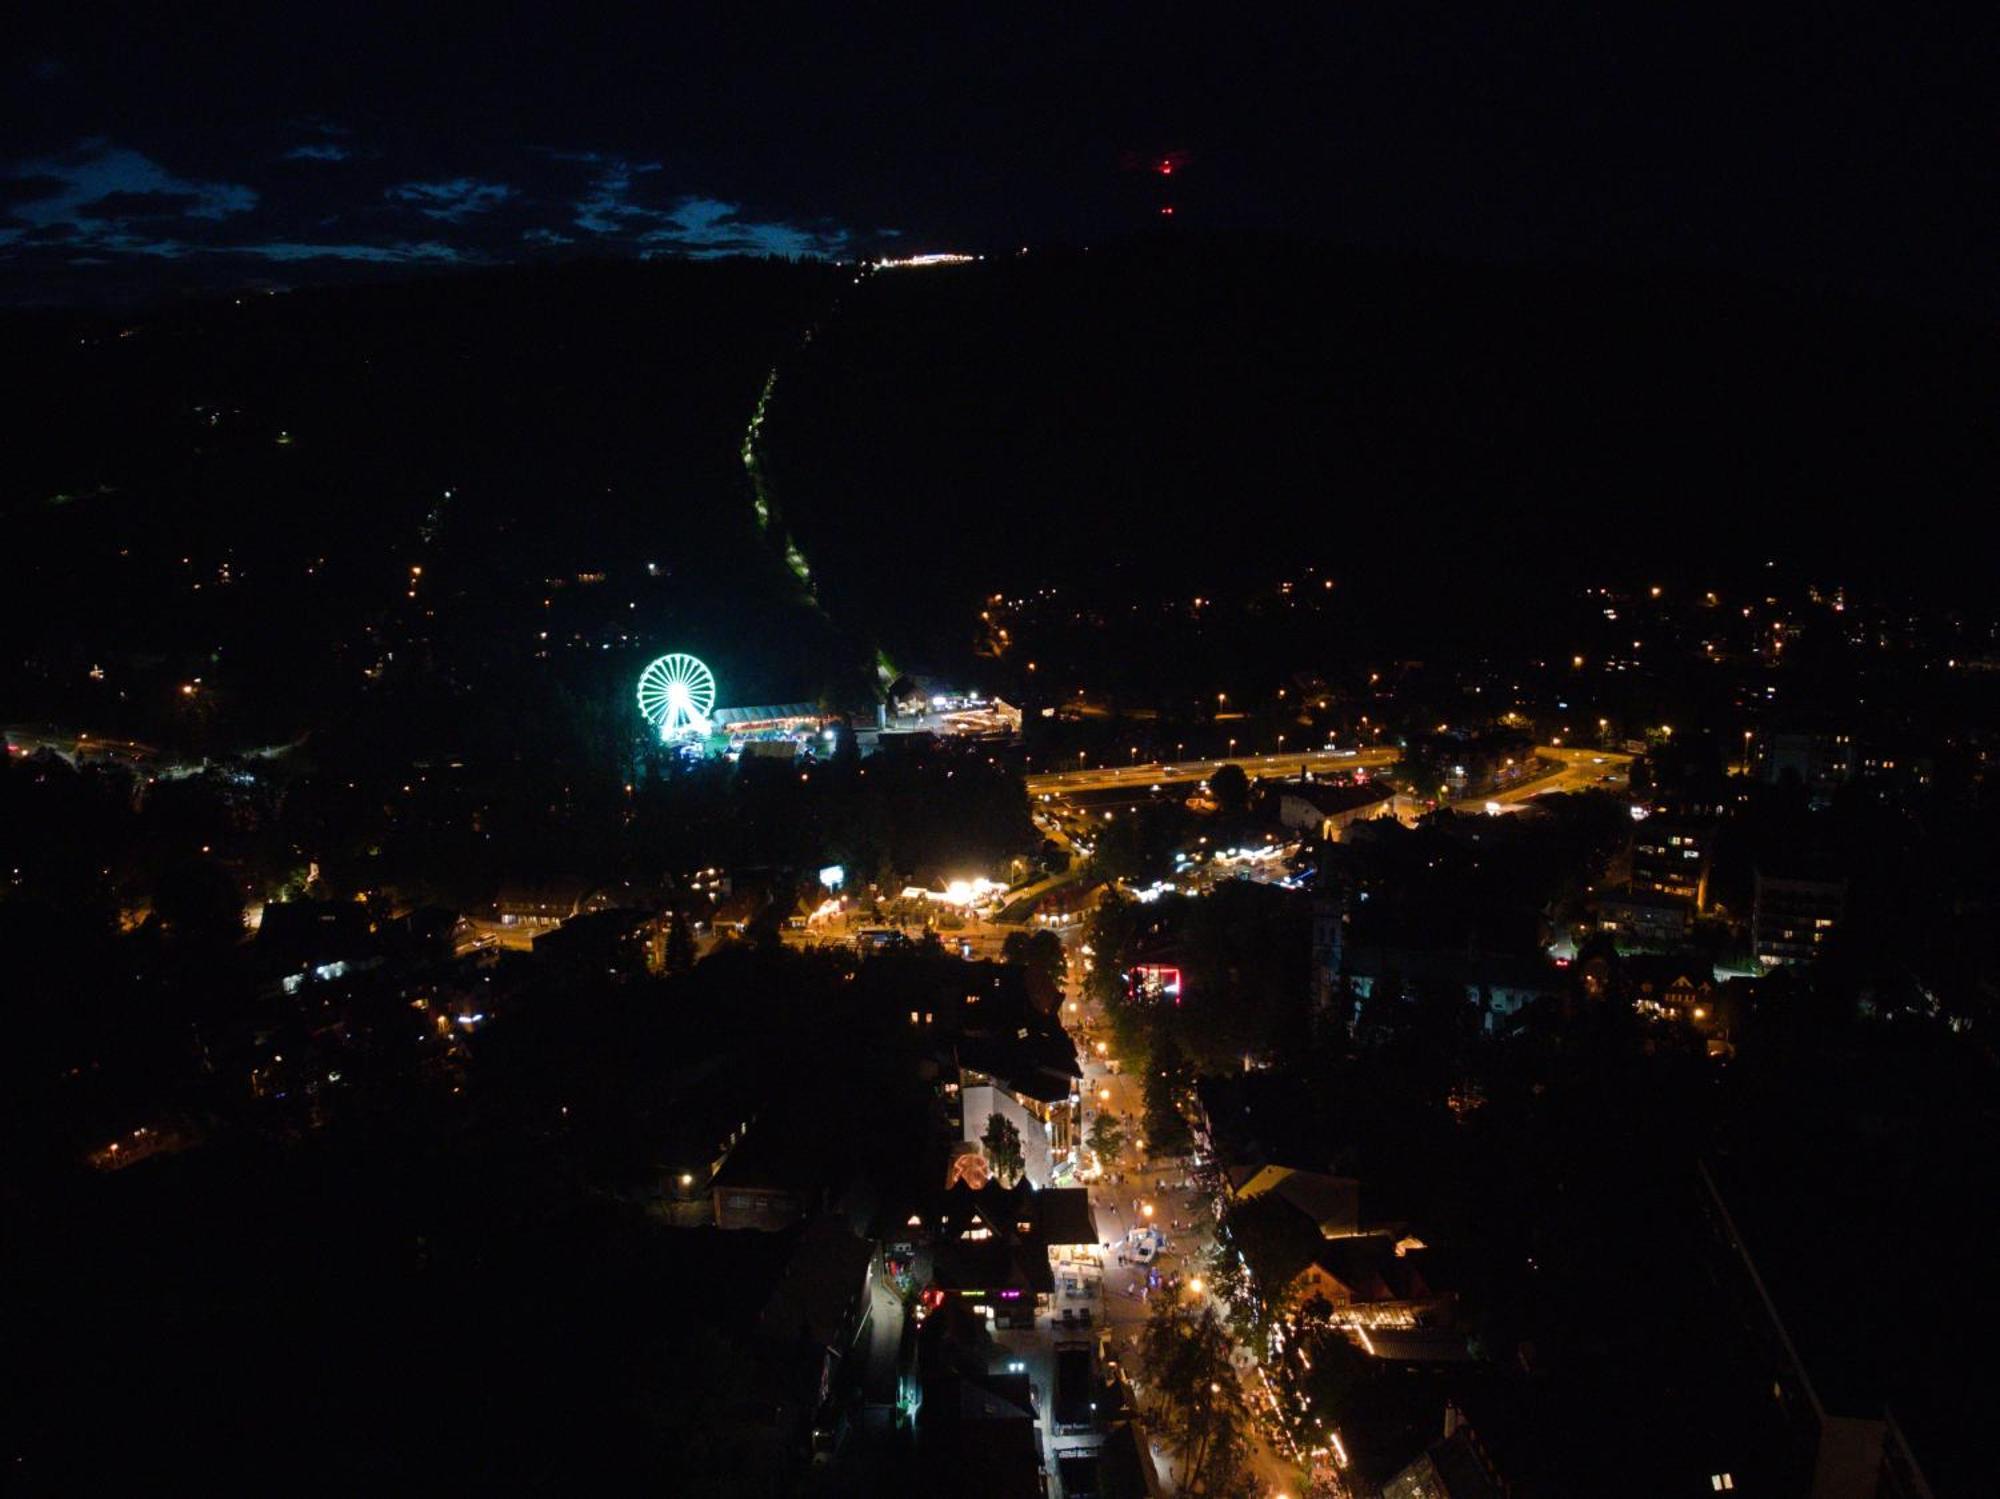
1279;779;1396;816
755;1213;874;1354
1034;1186;1098;1247
712;702;825;727
1306;1234;1440;1304
255;899;374;968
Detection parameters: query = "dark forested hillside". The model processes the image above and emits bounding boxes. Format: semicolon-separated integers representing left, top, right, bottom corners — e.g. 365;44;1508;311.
0;258;851;749
6;239;1996;746
765;235;2000;670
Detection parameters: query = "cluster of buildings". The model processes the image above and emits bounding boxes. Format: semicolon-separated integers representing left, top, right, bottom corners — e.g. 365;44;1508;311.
1191;1072;1521;1493
1601;774;1850;973
83;895;540;1161
1310;882;1567;1040
1197;1074;1458;1341
628;952;1166;1495
223;891;1124;1492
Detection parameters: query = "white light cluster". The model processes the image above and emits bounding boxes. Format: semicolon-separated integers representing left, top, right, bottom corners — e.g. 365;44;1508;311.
872;253;980;269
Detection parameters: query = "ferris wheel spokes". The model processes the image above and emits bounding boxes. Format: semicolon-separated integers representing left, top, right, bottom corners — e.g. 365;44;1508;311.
637;653;717;740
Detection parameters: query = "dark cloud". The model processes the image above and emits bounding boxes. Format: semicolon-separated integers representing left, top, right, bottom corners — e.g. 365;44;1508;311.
0;173;67;213
3;142;255;234
0;133;866;299
566;158;850;259
227;240;462;265
73;189;203;218
386;178;515;222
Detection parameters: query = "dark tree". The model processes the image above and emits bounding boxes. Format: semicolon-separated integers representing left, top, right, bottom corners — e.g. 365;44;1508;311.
153;855;246;952
982;1112;1025;1185
1219;1190;1321;1334
1001;927;1067;1011
1297;1324;1372;1426
1207;762;1250;817
1139;1299;1251;1492
1088;1111;1128;1167
1143;1036;1194;1157
664;908;696;975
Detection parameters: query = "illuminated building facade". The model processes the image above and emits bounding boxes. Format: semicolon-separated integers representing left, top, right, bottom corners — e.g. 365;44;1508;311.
1752;870;1846;967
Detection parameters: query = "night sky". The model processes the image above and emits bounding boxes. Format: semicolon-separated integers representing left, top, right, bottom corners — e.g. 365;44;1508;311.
4;8;1993;310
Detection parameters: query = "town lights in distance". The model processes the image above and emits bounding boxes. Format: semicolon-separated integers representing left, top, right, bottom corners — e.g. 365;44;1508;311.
871;253;980;269
637;653;717;741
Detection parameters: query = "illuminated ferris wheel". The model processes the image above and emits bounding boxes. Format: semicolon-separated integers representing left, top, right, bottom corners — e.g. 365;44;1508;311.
637;652;717;740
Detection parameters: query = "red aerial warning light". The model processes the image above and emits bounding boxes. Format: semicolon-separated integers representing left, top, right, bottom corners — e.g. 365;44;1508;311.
1160;205;1175;216
1158;160;1175;176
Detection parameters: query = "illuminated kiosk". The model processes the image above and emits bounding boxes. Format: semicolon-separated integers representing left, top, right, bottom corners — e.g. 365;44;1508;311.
637;653;717;743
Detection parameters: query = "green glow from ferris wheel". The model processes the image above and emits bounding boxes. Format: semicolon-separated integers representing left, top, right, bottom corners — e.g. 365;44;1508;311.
637;653;717;740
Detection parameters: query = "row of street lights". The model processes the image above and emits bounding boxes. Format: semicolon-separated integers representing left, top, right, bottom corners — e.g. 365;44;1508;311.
1069;733;1332;771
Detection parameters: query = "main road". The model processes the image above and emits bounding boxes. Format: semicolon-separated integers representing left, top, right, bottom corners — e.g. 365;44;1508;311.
1067;938;1306;1498
1026;747;1399;798
1027;743;1629;803
1486;744;1633;804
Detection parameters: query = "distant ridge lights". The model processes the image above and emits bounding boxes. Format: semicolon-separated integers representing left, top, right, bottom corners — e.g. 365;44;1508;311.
871;253;980;269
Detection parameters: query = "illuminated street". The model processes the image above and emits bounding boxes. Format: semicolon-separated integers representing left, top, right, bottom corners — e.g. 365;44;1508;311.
1027;747;1398;798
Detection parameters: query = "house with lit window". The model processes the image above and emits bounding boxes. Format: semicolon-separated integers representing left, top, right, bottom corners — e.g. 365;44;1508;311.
1381;1409;1508;1499
923;1181;1099;1330
1596;886;1694;950
956;1031;1083;1188
1752;869;1846;968
1287;1234;1452;1331
1276;779;1404;842
1340;945;1565;1034
1623;954;1719;1021
1631;818;1716;909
